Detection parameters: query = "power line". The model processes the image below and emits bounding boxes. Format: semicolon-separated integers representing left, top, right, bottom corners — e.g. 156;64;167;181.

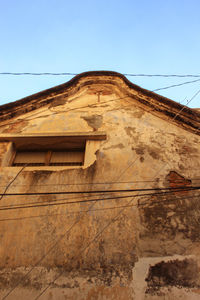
0;166;26;201
1;72;200;93
168;88;200;126
152;78;200;92
1;186;197;207
0;193;199;223
0;72;77;76
0;186;199;197
1;72;200;78
1;72;200;94
0;187;197;211
124;73;200;78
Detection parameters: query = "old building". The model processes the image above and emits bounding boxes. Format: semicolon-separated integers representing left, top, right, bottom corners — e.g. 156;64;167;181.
0;71;199;300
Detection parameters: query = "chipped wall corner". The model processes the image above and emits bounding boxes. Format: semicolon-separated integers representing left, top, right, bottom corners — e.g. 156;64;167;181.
83;140;102;169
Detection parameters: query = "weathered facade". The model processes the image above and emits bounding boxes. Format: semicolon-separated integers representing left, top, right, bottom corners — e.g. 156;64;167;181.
0;71;199;300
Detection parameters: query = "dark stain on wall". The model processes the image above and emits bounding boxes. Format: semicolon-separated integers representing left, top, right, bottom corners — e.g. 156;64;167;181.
125;127;136;137
29;170;53;185
0;269;43;289
177;144;198;156
49;96;67;107
145;258;199;294
84;160;97;181
134;146;145;155
148;148;160;160
132;143;161;160
139;183;200;243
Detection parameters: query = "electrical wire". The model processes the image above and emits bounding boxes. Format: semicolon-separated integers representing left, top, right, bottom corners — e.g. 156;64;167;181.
124;73;200;78
0;185;196;207
0;193;199;223
0;186;199;198
1;72;200;94
1;72;200;78
0;72;77;76
0;187;197;211
0;166;26;201
152;78;200;92
169;89;200;122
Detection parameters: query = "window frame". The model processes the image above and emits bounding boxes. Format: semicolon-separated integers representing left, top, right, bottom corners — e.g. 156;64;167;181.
0;132;106;170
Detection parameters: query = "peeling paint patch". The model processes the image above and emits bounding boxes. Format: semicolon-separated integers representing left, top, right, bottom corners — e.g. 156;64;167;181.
124;127;136;137
82;115;103;131
2;120;28;133
83;140;101;169
166;171;191;193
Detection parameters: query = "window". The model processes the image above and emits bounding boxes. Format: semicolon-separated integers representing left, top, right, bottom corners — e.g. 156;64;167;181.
12;150;85;166
0;132;106;168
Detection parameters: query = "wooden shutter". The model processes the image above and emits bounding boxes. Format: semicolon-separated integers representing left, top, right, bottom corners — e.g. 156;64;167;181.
50;151;84;166
13;151;46;166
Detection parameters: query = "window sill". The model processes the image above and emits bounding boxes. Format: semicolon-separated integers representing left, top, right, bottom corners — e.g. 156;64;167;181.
1;165;85;171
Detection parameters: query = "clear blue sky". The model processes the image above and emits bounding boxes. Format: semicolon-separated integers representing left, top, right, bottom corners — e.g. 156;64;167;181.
0;0;200;108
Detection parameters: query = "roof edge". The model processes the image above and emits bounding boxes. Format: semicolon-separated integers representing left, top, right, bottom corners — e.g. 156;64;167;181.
0;71;199;135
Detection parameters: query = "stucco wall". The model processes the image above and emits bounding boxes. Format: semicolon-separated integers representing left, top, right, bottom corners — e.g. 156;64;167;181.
0;80;200;300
